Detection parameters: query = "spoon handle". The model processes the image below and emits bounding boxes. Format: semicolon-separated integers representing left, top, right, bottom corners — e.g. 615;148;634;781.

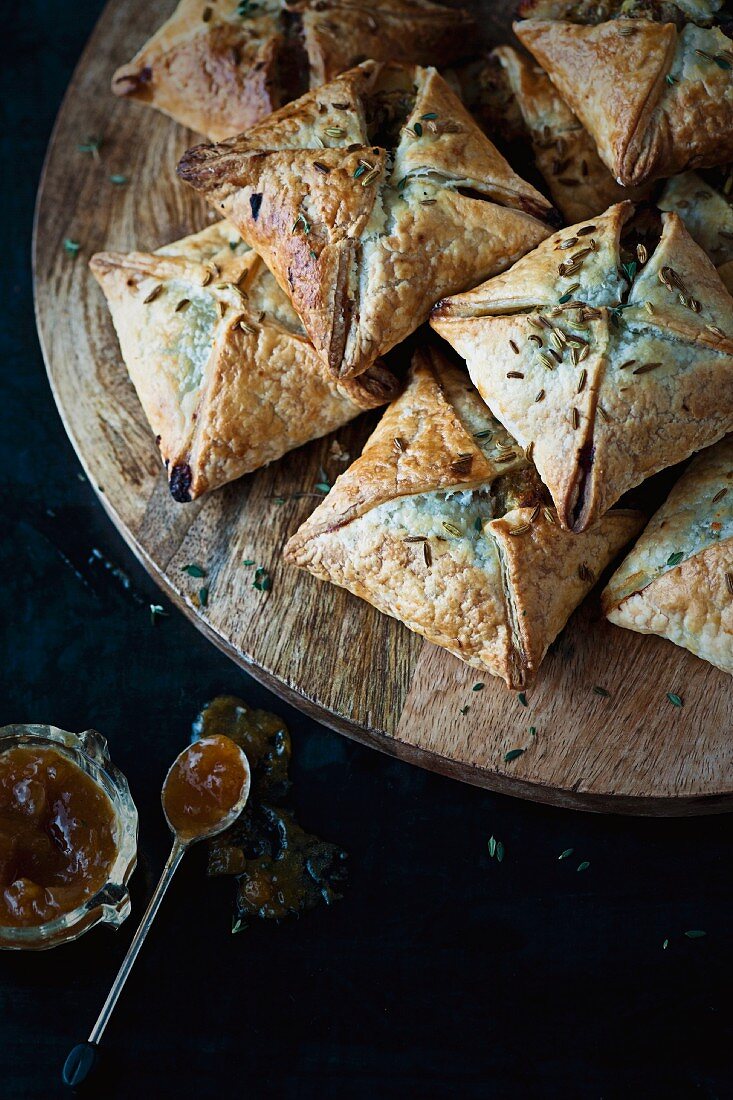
89;839;186;1044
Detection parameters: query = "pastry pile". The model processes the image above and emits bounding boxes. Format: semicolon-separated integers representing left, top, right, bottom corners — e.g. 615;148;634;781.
95;0;733;685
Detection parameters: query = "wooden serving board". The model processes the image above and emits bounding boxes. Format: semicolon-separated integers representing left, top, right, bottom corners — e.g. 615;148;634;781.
34;0;733;815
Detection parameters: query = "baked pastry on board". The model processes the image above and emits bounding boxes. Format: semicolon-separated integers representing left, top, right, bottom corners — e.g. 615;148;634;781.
659;164;733;291
431;201;733;532
177;60;556;380
480;46;653;223
112;0;475;141
603;436;733;675
515;2;733;186
285;347;643;688
90;221;399;501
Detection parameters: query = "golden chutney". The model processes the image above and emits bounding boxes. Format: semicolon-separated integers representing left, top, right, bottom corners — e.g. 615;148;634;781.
162;734;248;839
0;746;117;928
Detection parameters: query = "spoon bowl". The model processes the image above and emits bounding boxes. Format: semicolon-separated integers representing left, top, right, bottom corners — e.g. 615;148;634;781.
161;734;251;846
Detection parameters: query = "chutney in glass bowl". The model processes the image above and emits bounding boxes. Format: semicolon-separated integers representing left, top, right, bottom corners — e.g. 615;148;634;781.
0;724;138;950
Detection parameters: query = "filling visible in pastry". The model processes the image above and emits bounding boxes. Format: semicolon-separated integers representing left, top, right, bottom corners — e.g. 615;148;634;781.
89;221;400;501
285;346;643;687
602;435;733;674
177;60;557;381
112;0;476;141
659;164;733;273
431;201;733;532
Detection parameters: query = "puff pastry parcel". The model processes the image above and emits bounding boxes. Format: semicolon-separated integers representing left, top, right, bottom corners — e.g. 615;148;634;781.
485;46;653;223
603;436;733;675
431;201;733;532
285;347;642;688
178;60;556;380
515;2;733;187
112;0;475;141
659;164;733;293
90;221;399;501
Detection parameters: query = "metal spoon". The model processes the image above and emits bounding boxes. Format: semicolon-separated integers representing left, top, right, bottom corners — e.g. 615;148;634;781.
62;736;250;1088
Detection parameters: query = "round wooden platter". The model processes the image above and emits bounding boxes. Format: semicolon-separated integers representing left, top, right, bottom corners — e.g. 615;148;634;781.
34;0;733;816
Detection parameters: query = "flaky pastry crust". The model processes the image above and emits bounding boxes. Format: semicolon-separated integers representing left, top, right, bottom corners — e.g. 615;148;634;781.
515;14;733;187
112;0;475;141
177;60;555;380
603;436;733;674
432;202;733;532
89;221;399;501
489;46;653;222
285;346;642;687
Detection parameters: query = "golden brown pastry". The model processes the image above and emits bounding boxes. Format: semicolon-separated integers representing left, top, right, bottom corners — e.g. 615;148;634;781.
488;46;653;223
431;201;733;532
658;163;733;294
89;221;399;501
603;436;733;675
112;0;476;141
285;346;643;688
515;3;733;187
177;60;556;380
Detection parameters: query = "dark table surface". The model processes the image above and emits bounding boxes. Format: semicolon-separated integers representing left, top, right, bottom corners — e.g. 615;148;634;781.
3;4;733;1098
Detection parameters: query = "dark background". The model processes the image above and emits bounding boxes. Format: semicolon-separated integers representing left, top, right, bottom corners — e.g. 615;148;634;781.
3;4;732;1098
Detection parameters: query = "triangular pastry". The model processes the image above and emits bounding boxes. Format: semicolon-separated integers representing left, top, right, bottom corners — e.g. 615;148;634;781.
603;436;733;675
112;0;476;141
431;202;733;532
485;46;653;223
90;220;399;501
515;6;733;186
284;347;643;688
177;60;556;380
659;164;733;294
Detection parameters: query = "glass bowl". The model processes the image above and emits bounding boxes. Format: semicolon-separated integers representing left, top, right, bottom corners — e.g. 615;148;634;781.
0;724;138;950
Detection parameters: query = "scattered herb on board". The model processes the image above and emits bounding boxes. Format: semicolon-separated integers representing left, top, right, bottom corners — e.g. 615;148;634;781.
593;686;611;698
460;705;470;715
109;174;128;185
149;604;168;625
577;861;590;873
78;136;101;156
684;929;706;939
243;558;255;566
253;567;271;592
198;586;209;607
667;693;683;707
558;848;574;861
504;749;525;763
472;682;484;692
182;564;206;578
517;692;528;707
529;726;537;737
64;238;80;255
667;551;684;567
237;0;260;15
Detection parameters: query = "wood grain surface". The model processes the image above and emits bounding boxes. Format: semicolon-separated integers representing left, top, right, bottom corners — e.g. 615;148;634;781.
33;0;733;815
